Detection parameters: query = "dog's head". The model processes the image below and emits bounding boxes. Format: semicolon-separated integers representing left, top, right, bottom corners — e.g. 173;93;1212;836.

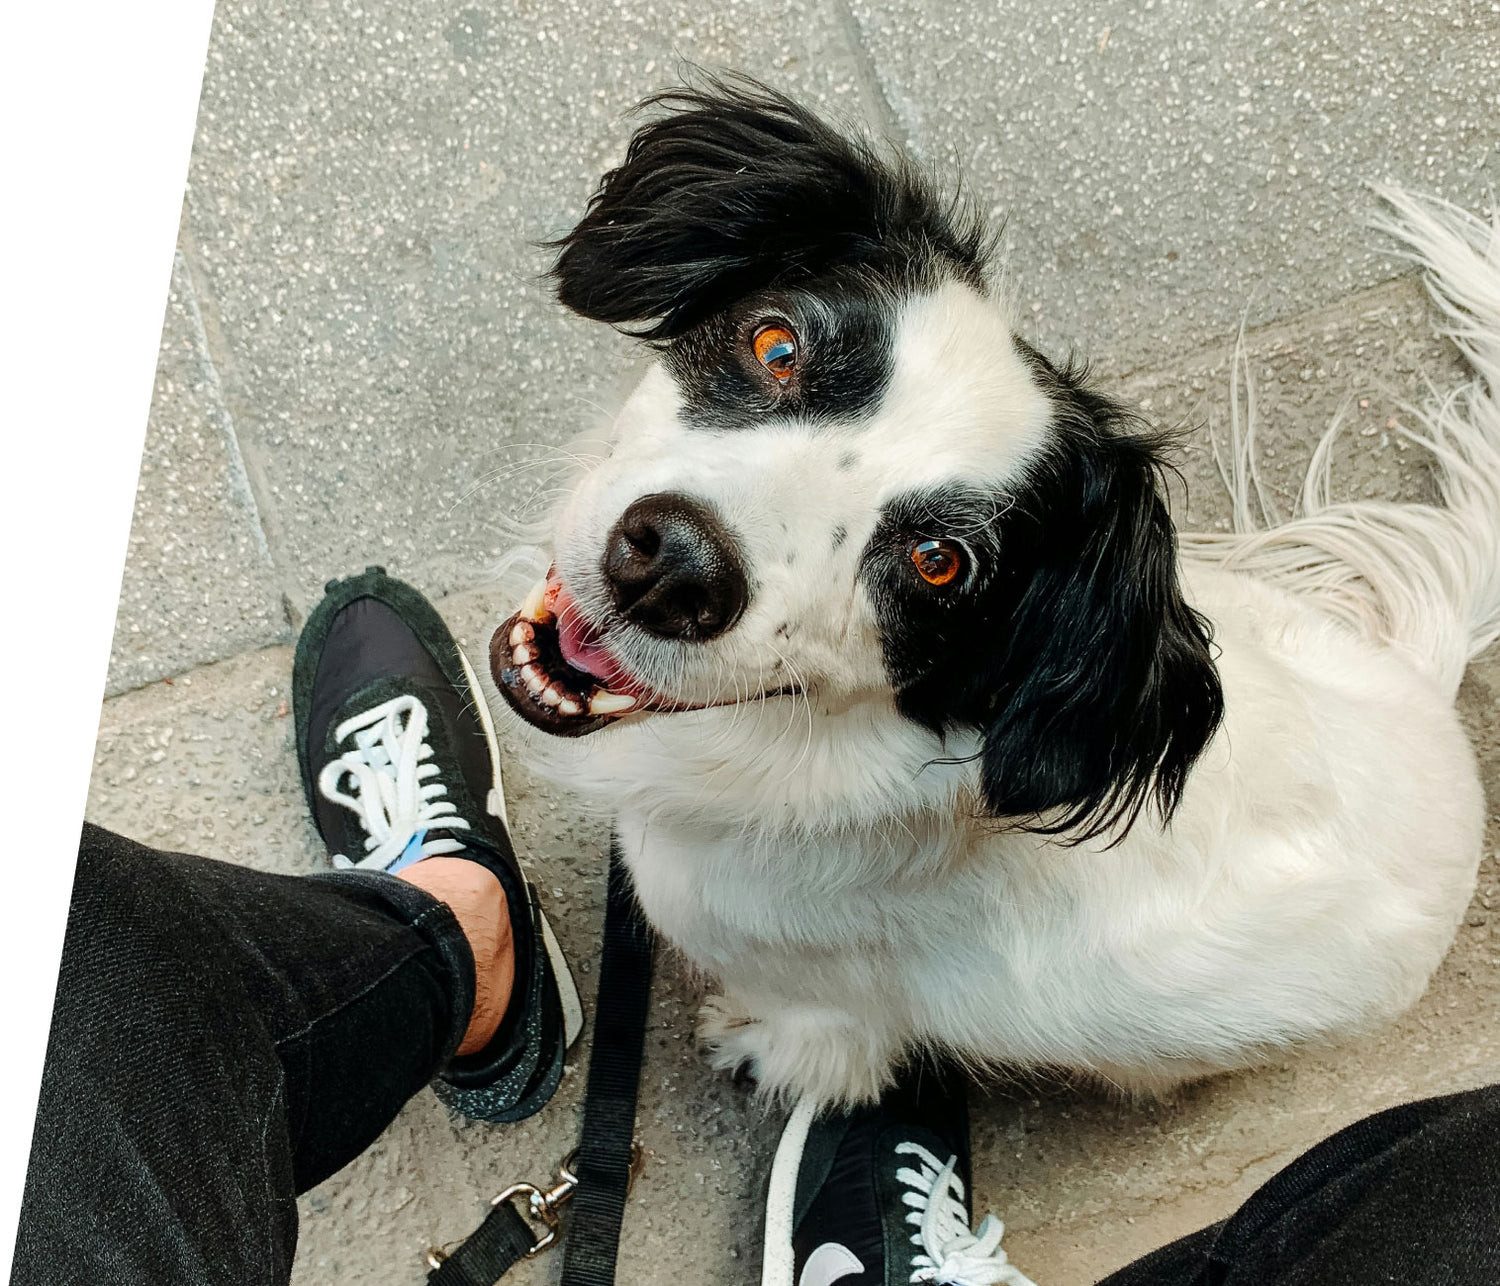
492;78;1223;840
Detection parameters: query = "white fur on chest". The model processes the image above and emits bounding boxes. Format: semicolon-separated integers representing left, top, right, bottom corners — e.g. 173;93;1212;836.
614;565;1484;1088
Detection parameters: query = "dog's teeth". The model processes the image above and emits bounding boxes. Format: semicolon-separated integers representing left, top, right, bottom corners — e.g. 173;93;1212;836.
512;644;535;665
559;697;582;716
521;664;545;694
589;690;638;716
509;622;532;647
519;577;550;623
540;686;563;707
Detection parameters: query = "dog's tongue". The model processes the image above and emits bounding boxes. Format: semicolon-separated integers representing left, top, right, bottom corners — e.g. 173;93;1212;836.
552;582;645;697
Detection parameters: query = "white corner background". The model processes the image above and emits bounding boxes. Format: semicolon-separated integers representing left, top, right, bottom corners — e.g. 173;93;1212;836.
0;1;215;1270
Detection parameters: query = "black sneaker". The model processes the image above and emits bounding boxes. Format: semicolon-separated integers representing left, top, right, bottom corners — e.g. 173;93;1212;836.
762;1064;1037;1286
292;565;583;1123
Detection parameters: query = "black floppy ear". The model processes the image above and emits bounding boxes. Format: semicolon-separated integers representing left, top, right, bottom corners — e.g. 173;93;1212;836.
976;359;1224;841
550;74;984;339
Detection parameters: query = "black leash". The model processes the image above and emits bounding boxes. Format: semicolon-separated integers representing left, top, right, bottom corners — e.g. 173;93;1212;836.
427;840;654;1286
557;845;655;1285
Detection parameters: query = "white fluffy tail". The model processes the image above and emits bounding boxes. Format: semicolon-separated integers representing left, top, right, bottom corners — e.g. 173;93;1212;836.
1181;186;1500;698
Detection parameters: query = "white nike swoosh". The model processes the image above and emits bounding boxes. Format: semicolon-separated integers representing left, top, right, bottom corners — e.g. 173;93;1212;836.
798;1241;866;1286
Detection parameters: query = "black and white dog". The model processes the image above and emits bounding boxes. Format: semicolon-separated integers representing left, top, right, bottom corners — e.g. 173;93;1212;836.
489;80;1500;1108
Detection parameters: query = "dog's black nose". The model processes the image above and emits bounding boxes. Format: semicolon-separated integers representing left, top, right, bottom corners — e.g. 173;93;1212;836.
603;493;749;641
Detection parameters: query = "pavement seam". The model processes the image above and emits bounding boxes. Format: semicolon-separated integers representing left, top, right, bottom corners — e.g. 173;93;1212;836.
96;577;503;701
1108;272;1435;389
827;0;906;147
97;639;296;703
176;201;304;634
172;245;276;572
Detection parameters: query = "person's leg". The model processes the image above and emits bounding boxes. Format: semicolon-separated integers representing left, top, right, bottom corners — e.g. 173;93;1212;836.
1096;1083;1500;1286
14;567;581;1286
401;854;514;1057
11;823;479;1286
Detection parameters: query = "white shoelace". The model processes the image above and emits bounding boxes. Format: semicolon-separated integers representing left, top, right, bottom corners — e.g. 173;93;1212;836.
317;694;473;870
896;1142;1038;1286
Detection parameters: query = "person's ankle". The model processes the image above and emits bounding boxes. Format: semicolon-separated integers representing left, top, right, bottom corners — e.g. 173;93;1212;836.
397;856;514;1056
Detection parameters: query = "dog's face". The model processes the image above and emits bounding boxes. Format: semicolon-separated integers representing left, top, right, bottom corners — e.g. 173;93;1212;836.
492;80;1223;840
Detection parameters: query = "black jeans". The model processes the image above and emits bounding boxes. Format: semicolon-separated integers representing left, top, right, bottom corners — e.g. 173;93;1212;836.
11;825;1500;1285
11;824;475;1285
1096;1084;1500;1286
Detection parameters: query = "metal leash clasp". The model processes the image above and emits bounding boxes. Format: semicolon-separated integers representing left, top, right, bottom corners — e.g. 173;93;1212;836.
490;1158;576;1258
425;1143;646;1269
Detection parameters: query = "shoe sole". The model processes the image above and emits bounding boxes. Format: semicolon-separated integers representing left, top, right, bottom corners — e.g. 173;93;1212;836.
761;1096;820;1286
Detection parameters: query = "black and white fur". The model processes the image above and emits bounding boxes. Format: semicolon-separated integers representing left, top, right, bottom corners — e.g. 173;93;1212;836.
497;80;1500;1107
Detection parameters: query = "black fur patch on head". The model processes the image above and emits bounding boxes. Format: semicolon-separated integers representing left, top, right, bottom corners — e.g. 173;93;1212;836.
549;74;988;341
862;350;1223;842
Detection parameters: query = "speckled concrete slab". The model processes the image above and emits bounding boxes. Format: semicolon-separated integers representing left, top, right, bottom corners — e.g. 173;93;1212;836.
849;0;1500;375
104;250;287;696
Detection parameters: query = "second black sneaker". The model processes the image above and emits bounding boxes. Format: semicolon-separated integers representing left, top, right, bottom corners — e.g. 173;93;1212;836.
293;566;583;1123
762;1063;1037;1286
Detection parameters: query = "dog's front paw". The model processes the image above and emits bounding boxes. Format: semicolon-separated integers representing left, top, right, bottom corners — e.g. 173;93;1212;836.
698;996;900;1110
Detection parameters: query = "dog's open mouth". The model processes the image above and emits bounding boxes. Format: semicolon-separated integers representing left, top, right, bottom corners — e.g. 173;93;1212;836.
491;569;803;738
490;572;646;737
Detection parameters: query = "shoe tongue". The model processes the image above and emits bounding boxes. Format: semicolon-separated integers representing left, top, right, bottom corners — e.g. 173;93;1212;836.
879;1121;973;1279
886;1122;969;1204
384;828;431;874
328;676;424;741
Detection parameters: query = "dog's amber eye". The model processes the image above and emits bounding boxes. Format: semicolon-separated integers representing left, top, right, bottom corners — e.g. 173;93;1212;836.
752;324;798;383
910;539;965;587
